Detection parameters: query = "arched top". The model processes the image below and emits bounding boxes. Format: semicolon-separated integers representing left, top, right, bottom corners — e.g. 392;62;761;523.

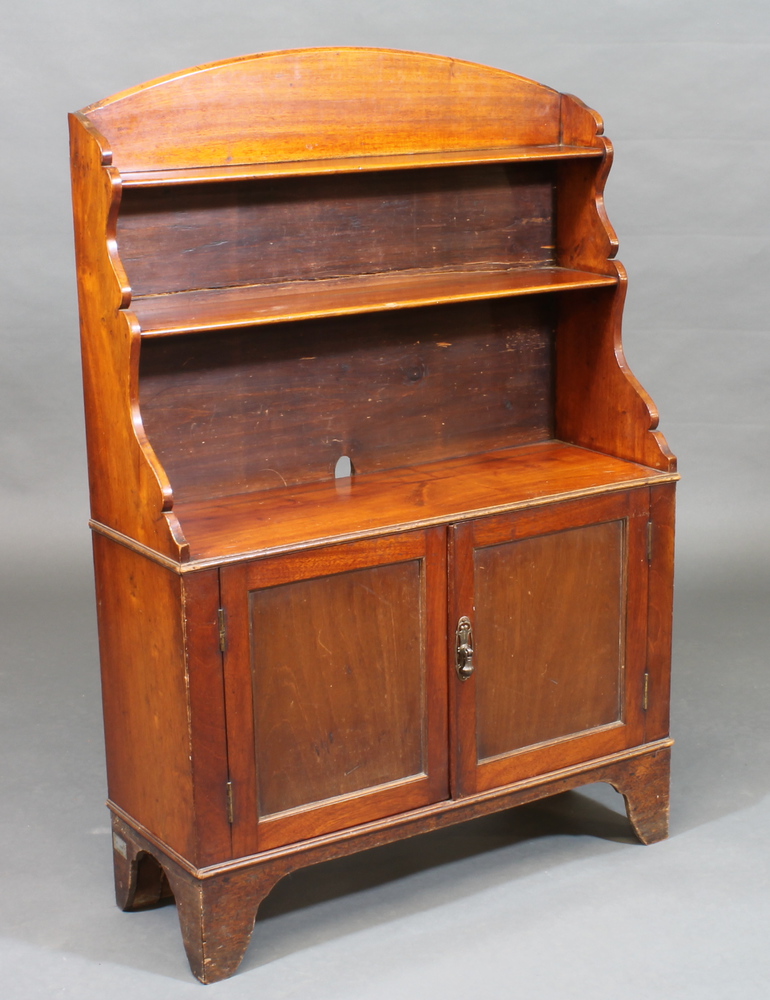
81;47;567;172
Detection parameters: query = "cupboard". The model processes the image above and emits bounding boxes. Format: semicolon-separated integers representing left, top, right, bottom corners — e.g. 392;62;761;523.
70;47;676;983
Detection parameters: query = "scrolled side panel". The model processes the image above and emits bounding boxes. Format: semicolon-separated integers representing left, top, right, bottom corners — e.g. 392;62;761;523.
69;112;187;559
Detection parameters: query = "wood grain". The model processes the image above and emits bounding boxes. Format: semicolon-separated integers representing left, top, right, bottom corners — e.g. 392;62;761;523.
69;113;187;560
93;534;196;858
555;275;677;473
84;48;563;171
121;143;603;187
220;529;448;855
182;569;233;865
118;163;555;295
645;482;676;743
131;266;615;336
110;742;670;981
474;518;624;757
172;441;674;566
557;93;618;272
251;561;426;815
139;298;555;502
72;49;676;986
450;489;650;796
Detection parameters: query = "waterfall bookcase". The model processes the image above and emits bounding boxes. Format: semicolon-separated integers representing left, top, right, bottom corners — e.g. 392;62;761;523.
69;47;677;983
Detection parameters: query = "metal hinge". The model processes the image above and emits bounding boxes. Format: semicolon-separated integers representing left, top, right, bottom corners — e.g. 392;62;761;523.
643;671;650;711
647;521;654;562
226;780;235;824
217;608;227;652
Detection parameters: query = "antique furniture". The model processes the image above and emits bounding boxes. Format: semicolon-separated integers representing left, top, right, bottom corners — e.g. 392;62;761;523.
69;47;676;983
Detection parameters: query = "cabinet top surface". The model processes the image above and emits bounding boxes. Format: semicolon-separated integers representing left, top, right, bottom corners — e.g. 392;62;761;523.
147;443;676;569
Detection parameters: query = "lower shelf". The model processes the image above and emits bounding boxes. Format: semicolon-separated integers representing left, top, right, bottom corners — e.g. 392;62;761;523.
172;440;676;565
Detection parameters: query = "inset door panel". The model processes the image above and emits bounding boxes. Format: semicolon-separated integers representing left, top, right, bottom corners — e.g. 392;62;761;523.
221;529;448;854
474;519;625;759
451;490;649;796
251;560;425;816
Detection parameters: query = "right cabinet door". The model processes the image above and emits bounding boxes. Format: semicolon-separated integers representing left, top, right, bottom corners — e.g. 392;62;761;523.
450;490;650;796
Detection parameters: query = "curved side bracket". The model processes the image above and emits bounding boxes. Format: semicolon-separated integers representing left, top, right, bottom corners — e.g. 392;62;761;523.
555;265;676;472
555;95;676;473
69;112;188;561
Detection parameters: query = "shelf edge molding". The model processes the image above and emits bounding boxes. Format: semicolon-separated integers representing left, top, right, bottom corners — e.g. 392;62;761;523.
120;143;605;187
131;267;618;338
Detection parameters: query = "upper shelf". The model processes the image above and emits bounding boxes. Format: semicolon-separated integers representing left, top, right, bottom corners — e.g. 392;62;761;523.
120;144;604;188
131;265;618;336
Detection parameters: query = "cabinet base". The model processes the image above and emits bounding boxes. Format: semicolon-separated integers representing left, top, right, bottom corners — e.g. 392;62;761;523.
109;741;671;983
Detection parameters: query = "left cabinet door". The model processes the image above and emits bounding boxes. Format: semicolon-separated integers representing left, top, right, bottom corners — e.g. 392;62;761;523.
220;528;449;854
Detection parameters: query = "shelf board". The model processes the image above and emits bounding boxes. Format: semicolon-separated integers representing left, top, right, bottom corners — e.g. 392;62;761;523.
132;266;617;337
121;144;604;187
174;441;675;566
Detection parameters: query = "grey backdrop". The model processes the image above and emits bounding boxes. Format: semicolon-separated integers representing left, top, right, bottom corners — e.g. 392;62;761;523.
2;2;768;997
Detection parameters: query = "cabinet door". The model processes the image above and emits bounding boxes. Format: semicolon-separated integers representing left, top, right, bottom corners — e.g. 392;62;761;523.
450;490;649;797
221;528;448;854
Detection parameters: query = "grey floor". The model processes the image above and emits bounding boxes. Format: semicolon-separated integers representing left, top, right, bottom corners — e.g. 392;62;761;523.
1;515;768;999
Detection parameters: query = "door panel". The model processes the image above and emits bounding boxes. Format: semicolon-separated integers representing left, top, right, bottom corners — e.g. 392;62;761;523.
451;490;649;796
221;528;448;854
474;519;624;759
251;560;425;816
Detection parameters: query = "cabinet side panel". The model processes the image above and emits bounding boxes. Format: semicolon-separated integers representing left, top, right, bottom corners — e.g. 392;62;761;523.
69;113;185;560
556;281;676;472
93;534;195;858
183;569;233;865
475;520;624;758
646;482;676;741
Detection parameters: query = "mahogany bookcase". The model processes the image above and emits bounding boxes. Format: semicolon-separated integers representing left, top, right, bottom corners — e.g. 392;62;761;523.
69;47;676;983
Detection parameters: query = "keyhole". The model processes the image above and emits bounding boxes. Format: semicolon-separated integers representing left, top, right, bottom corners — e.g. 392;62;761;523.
335;455;353;479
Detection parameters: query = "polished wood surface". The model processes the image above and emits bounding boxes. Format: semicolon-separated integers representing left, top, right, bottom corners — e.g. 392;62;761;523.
71;48;676;982
69;115;186;561
121;143;603;187
251;561;427;814
556;95;618;273
92;535;196;858
131;266;616;336
181;569;233;865
93;536;232;866
111;743;671;982
119;163;556;295
645;482;676;743
555;276;676;473
474;518;624;757
139;298;555;503
450;490;651;796
220;529;448;854
82;48;563;171
173;442;673;565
